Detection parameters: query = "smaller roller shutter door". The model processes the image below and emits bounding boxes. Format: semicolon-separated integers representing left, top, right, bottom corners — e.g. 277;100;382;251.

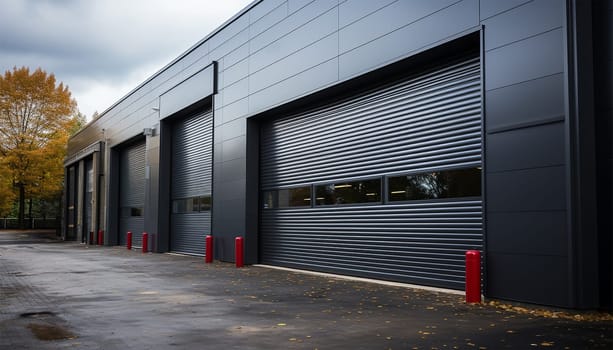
83;158;93;243
119;141;146;247
66;166;77;240
170;109;213;256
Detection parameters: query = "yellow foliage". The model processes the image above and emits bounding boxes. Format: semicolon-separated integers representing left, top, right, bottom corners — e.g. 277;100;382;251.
0;66;78;216
0;157;15;216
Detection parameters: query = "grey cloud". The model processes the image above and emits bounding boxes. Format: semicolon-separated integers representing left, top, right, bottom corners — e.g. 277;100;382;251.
0;0;252;117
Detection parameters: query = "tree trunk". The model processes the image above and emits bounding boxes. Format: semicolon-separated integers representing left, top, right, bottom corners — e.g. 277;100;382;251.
18;183;25;229
28;197;33;229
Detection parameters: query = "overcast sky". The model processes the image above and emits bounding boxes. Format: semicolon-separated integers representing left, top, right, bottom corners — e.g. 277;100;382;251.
0;0;253;121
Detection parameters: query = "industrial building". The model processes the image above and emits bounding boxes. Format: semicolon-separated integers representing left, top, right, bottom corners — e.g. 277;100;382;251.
63;0;612;310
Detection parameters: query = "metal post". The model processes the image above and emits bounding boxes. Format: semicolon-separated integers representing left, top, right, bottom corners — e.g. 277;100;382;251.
142;232;148;253
127;231;132;250
205;235;213;263
235;237;244;268
465;250;481;303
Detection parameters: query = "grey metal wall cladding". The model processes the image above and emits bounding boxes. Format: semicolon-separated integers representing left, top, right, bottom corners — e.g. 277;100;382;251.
119;141;146;247
170;110;213;255
260;57;482;290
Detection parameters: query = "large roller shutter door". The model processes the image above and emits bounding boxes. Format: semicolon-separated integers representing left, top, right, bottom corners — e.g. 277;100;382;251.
170;109;213;255
119;141;146;247
260;57;483;290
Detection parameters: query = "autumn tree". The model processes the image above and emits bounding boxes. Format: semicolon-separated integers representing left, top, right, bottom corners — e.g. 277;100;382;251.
0;156;15;217
0;67;78;228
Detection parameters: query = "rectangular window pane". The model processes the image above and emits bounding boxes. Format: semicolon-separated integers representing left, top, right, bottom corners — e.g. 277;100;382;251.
199;196;211;211
278;187;311;208
185;198;195;212
388;167;481;202
121;207;143;217
262;191;278;209
262;187;311;209
172;199;186;214
173;196;211;213
315;179;381;206
190;197;200;212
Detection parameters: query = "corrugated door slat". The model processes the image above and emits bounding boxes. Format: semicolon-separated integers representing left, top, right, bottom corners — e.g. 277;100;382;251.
119;141;146;247
170;109;213;256
260;57;482;290
83;158;93;243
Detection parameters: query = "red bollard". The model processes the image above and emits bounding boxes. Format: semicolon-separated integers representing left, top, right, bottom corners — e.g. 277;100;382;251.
89;231;94;245
97;230;104;246
127;231;132;250
142;232;148;253
465;250;481;303
235;236;244;268
205;235;213;263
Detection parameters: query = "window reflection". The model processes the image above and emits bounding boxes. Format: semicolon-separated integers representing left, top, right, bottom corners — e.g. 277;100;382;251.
315;178;381;205
120;207;143;217
172;195;212;213
263;186;311;209
388;167;481;201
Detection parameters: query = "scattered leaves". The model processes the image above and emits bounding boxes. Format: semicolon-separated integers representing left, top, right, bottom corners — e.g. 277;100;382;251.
488;301;613;321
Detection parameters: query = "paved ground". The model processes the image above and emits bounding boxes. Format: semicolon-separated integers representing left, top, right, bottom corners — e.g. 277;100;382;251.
0;230;611;349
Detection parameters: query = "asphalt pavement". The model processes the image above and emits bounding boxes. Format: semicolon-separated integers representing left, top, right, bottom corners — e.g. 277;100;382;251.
0;230;610;349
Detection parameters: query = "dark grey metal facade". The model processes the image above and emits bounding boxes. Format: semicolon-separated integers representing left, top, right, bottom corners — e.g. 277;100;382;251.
118;141;146;247
260;57;482;289
63;0;611;310
170;109;213;255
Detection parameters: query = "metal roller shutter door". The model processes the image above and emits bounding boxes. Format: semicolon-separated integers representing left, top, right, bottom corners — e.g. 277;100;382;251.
260;57;483;290
119;141;146;247
170;109;213;256
83;158;93;243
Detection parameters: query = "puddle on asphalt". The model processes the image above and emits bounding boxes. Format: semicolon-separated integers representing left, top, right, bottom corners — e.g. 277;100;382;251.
20;311;77;341
20;311;55;318
27;323;77;341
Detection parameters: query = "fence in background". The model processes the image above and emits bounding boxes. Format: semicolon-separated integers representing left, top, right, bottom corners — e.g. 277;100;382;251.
0;218;60;230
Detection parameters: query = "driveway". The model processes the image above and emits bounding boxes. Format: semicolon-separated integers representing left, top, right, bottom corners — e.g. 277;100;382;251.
0;230;610;349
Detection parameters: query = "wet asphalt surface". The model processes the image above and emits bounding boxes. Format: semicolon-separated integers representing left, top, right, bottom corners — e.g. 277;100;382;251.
0;230;611;349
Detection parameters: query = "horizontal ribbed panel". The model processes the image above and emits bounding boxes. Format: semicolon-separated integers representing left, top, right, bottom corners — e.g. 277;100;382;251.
261;58;481;188
119;141;146;207
172;109;213;198
119;141;146;246
119;218;144;247
170;213;210;256
260;57;483;290
261;201;482;289
171;110;213;255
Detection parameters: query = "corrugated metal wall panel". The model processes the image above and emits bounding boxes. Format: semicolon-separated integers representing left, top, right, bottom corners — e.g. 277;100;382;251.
119;141;146;247
260;57;482;289
170;109;213;256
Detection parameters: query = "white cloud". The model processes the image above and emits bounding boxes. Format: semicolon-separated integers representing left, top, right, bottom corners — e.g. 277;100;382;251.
0;0;253;120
